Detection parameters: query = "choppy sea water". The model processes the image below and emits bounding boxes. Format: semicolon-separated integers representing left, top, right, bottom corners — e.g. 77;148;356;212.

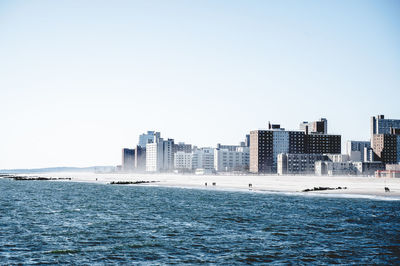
0;179;399;264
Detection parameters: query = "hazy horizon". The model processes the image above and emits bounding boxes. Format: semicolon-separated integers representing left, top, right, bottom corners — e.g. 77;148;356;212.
1;0;399;169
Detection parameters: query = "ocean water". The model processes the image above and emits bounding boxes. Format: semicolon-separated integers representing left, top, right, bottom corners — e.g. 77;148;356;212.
0;179;399;265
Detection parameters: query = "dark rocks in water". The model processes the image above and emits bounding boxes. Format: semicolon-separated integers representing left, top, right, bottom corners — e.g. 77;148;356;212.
2;175;71;181
302;186;347;192
110;181;158;185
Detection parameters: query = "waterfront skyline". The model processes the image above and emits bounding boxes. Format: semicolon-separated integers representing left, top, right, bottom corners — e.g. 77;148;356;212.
1;0;399;168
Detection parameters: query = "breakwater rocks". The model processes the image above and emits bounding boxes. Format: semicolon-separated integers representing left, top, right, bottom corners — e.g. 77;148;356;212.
110;181;159;185
0;175;71;181
302;186;347;192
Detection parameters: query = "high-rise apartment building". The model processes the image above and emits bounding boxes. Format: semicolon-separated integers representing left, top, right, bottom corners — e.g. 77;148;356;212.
305;134;341;154
122;148;135;171
139;131;161;148
371;115;400;147
371;115;400;135
372;134;398;164
162;139;175;170
370;115;400;164
250;130;274;173
145;134;175;172
134;145;146;171
250;123;341;173
146;139;164;172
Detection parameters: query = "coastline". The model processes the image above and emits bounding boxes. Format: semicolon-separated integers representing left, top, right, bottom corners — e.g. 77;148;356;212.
2;172;400;200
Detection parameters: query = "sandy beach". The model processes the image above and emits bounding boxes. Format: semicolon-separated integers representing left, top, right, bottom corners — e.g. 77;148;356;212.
6;172;400;200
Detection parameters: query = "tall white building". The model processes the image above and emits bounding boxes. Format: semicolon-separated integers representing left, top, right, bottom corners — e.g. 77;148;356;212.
145;134;174;172
146;140;163;172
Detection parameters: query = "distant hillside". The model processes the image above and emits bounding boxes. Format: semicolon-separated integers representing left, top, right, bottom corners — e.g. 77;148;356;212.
0;166;115;174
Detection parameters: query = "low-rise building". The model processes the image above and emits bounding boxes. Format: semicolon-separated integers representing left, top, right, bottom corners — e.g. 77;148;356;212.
376;164;400;178
277;153;326;175
352;161;385;176
315;160;384;176
315;161;356;176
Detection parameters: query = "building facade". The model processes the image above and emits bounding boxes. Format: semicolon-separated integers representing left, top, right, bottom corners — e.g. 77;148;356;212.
216;143;239;152
122;148;135;171
250;128;341;173
245;134;250;147
315;161;384;176
299;118;328;134
139;131;161;148
352;162;385;176
315;161;355;176
346;141;371;162
162;139;175;170
145;141;164;172
326;154;350;163
173;142;192;153
134;145;146;171
371;115;400;135
174;151;192;170
214;146;249;172
372;134;398;164
145;135;175;172
192;148;215;172
277;153;326;175
371;115;400;147
250;130;274;173
305;134;341;154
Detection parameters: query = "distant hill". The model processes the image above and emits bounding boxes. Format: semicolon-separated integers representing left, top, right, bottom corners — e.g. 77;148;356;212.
0;166;115;174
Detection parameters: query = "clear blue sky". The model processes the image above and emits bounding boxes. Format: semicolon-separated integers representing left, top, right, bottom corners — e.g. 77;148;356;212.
1;0;399;168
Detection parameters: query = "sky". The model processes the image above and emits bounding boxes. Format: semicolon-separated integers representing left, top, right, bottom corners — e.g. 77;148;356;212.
0;0;399;169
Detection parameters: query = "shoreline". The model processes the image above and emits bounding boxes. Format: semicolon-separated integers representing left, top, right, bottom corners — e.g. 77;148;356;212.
2;172;400;200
